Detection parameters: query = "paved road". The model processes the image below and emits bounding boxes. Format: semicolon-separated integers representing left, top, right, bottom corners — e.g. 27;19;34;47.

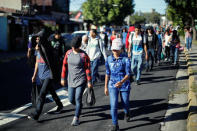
0;58;33;111
0;58;182;131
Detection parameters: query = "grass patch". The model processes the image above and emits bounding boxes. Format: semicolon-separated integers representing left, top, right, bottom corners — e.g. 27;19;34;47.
191;83;197;93
193;40;197;46
192;69;197;73
174;88;188;94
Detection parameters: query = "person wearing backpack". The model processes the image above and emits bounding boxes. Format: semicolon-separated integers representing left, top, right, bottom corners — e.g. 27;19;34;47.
105;38;131;131
144;26;157;71
125;26;135;53
61;36;93;126
127;24;148;85
156;29;163;66
100;27;108;49
29;36;42;107
163;29;172;62
170;30;180;65
29;38;64;121
121;28;128;52
86;29;107;85
50;30;66;61
80;35;88;52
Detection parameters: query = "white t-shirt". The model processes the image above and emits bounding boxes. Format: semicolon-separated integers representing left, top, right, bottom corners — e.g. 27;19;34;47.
164;34;171;47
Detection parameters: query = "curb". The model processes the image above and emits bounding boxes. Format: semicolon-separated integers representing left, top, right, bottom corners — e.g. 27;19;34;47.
184;49;197;131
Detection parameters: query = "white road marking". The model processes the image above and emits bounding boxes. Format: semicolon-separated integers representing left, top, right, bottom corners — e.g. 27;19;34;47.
0;113;27;126
11;103;32;114
0;87;68;126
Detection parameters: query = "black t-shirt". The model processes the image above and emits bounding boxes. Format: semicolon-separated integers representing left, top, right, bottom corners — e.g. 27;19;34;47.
146;34;156;49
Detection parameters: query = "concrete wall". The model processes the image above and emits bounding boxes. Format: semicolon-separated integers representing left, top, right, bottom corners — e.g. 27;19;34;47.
0;17;8;51
0;0;22;10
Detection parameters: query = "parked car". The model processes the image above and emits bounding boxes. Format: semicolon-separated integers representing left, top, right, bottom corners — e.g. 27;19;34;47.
61;31;88;50
61;33;72;40
72;30;89;37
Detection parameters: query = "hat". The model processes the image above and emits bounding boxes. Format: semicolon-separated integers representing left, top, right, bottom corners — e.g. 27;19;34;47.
100;27;104;32
111;38;123;50
91;25;97;30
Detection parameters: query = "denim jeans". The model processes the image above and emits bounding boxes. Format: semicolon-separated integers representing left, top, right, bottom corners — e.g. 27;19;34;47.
35;78;62;117
109;87;130;125
68;83;86;118
174;48;179;64
131;54;143;81
90;58;100;84
186;37;192;50
146;48;154;70
170;46;179;64
157;45;162;61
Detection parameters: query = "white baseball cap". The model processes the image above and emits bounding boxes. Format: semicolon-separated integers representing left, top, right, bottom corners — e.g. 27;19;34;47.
111;38;123;50
100;27;104;32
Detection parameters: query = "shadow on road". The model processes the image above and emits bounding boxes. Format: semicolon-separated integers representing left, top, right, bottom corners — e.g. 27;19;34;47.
37;98;188;129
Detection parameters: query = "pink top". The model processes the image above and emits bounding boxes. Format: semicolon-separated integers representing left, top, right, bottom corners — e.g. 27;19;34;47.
185;31;192;38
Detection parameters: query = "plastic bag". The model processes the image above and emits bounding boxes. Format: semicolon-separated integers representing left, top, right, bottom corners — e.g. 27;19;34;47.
85;88;96;106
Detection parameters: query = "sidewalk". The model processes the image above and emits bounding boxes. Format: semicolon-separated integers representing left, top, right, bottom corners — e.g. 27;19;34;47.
0;51;26;63
184;43;197;131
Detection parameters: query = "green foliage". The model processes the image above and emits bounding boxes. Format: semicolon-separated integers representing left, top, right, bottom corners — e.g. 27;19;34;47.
130;12;146;25
165;0;197;39
82;0;135;25
143;11;161;24
130;11;161;25
166;6;185;35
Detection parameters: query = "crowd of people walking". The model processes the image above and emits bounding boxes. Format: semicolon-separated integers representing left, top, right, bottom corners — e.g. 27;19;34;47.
26;23;192;131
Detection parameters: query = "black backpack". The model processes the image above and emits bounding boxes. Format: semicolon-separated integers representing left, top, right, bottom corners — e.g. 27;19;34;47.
38;27;62;83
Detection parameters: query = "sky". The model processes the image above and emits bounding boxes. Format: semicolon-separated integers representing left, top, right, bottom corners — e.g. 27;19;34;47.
134;0;167;14
70;0;167;14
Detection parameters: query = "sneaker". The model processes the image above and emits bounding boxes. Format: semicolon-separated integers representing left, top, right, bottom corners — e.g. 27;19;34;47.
129;76;134;83
146;68;149;72
110;125;120;131
136;80;140;85
71;116;80;126
124;112;131;122
158;61;161;66
53;105;63;114
165;58;167;61
28;113;39;121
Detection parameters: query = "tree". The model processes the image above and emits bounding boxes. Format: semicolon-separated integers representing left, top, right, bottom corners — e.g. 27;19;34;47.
130;12;146;25
165;0;197;40
82;0;135;25
143;10;161;24
129;10;161;25
166;6;186;35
